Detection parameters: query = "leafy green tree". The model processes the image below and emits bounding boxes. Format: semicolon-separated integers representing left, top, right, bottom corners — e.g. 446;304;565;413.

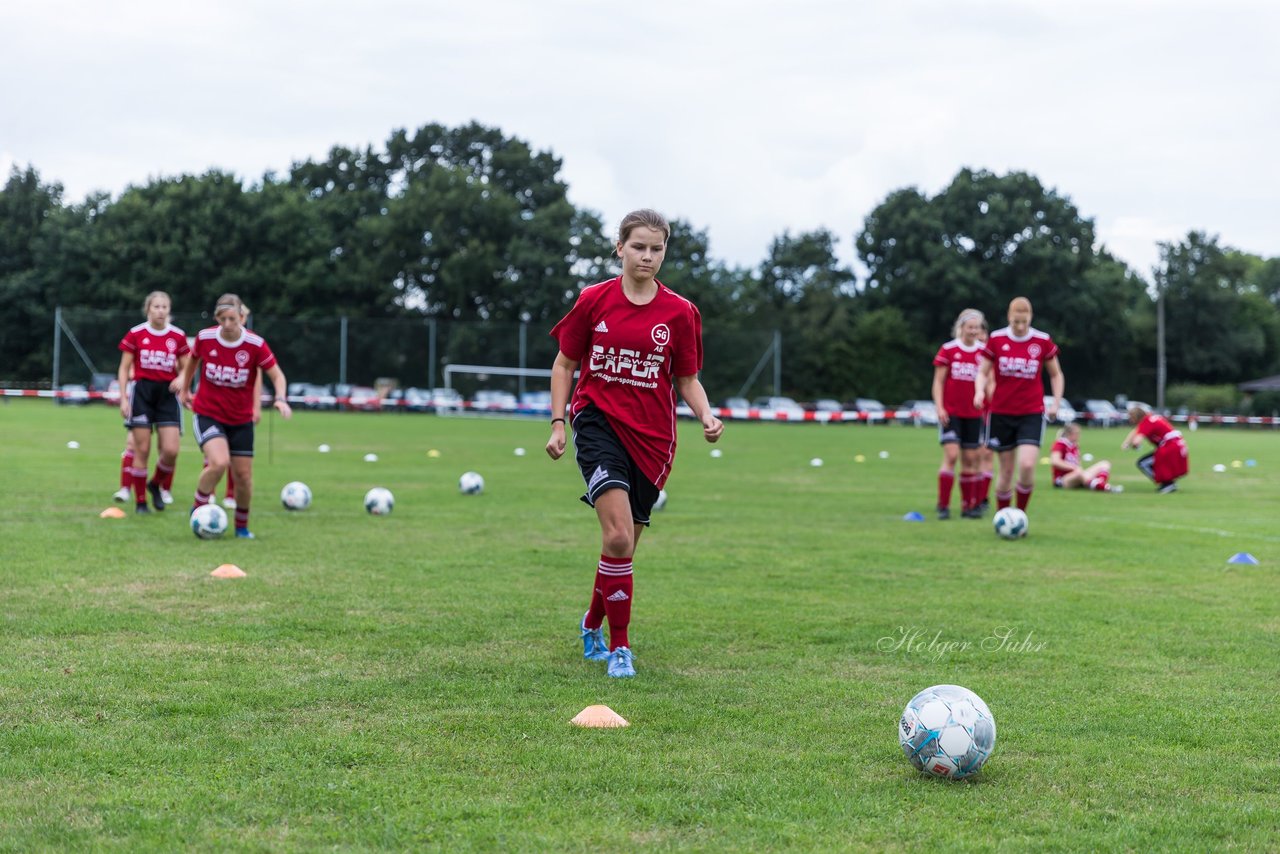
1156;233;1271;383
858;168;1149;397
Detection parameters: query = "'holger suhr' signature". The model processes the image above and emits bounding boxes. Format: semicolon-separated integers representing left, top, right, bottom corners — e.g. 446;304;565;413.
876;625;1047;660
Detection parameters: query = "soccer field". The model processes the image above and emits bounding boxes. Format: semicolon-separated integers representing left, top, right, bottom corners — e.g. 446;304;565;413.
3;399;1279;850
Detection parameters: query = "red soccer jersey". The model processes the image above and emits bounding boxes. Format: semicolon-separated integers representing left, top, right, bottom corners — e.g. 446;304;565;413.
1051;438;1079;480
550;277;703;489
118;323;190;383
982;326;1059;416
1137;414;1176;445
190;326;277;425
933;339;984;418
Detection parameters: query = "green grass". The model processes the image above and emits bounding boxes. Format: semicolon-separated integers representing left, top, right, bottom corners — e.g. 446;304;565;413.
3;399;1279;851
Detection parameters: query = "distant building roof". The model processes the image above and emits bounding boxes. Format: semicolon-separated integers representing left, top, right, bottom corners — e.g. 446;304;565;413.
1238;374;1280;392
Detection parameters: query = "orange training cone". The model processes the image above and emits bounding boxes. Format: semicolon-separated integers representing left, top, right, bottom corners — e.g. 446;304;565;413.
210;564;247;579
571;705;629;728
99;507;126;519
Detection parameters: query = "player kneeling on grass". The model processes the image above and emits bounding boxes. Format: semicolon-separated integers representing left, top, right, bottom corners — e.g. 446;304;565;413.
178;293;292;539
545;209;723;679
1120;403;1188;493
1050;422;1121;493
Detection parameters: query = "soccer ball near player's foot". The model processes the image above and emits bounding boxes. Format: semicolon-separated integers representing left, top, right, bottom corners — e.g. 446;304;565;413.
458;471;485;495
280;481;312;511
191;504;229;539
992;507;1028;539
899;684;996;779
364;487;394;515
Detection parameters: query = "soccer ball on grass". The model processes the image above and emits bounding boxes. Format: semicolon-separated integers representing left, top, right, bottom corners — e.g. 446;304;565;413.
191;504;229;539
364;487;394;515
458;471;485;495
280;481;312;511
899;684;996;779
992;507;1028;539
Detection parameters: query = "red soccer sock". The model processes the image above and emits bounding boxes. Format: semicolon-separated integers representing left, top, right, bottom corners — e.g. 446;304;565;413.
155;461;175;490
132;468;148;504
584;555;624;631
121;450;134;488
959;474;977;509
193;490;213;510
234;506;250;531
937;470;955;510
1016;484;1033;510
1089;471;1110;491
981;472;994;503
225;468;236;500
996;490;1013;510
597;555;634;651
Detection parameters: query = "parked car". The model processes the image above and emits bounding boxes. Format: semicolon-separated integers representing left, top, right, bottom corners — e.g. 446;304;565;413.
471;389;518;411
1076;399;1123;427
345;385;381;411
518;390;553;415
897;400;939;425
399;387;434;412
288;382;334;410
847;398;887;423
105;379;121;405
57;383;90;405
430;388;464;411
720;397;750;410
751;396;806;417
810;398;844;413
89;372;117;404
1044;396;1079;425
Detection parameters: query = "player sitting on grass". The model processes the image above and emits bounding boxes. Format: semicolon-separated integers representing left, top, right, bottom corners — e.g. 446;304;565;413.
1050;422;1121;493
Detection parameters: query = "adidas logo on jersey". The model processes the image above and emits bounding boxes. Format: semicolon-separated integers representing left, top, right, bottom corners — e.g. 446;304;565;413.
606;589;630;602
594;320;609;333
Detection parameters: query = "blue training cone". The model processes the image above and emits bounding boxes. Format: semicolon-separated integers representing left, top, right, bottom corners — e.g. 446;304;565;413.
1228;552;1259;565
902;511;926;522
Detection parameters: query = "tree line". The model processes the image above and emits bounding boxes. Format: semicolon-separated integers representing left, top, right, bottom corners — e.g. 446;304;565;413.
3;121;1279;407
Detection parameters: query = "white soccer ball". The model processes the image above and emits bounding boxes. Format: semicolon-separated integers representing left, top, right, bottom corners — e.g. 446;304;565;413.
899;684;996;779
458;471;485;495
191;503;229;539
810;457;824;467
364;453;378;463
513;447;526;457
364;487;394;515
280;481;312;511
653;489;668;511
993;507;1029;539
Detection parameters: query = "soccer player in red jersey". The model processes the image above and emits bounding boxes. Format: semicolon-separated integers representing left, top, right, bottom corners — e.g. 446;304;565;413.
974;297;1064;512
1121;403;1188;493
932;308;987;519
178;293;292;538
116;292;191;513
1050;422;1120;492
546;209;724;679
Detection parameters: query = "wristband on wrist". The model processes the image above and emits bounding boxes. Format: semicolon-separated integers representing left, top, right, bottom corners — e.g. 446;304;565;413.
551;418;565;425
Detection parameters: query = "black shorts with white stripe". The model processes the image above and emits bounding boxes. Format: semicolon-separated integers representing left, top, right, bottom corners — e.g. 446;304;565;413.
571;404;661;525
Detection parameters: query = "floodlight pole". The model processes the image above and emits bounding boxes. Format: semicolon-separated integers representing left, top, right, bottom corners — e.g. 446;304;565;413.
52;305;62;403
1156;279;1166;411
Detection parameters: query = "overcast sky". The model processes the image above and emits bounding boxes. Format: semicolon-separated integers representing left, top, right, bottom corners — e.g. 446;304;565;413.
3;1;1277;280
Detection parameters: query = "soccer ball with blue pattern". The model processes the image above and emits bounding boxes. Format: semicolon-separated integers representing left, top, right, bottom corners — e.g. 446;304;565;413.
458;471;484;495
364;487;394;515
992;507;1028;539
280;481;312;511
191;504;229;539
899;684;996;779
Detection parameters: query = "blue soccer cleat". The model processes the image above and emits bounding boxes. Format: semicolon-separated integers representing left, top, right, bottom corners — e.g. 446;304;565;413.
580;613;609;661
234;528;255;539
606;646;635;678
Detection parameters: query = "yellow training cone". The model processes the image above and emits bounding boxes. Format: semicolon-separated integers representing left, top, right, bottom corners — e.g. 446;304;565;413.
571;705;629;728
210;564;246;579
99;507;126;519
